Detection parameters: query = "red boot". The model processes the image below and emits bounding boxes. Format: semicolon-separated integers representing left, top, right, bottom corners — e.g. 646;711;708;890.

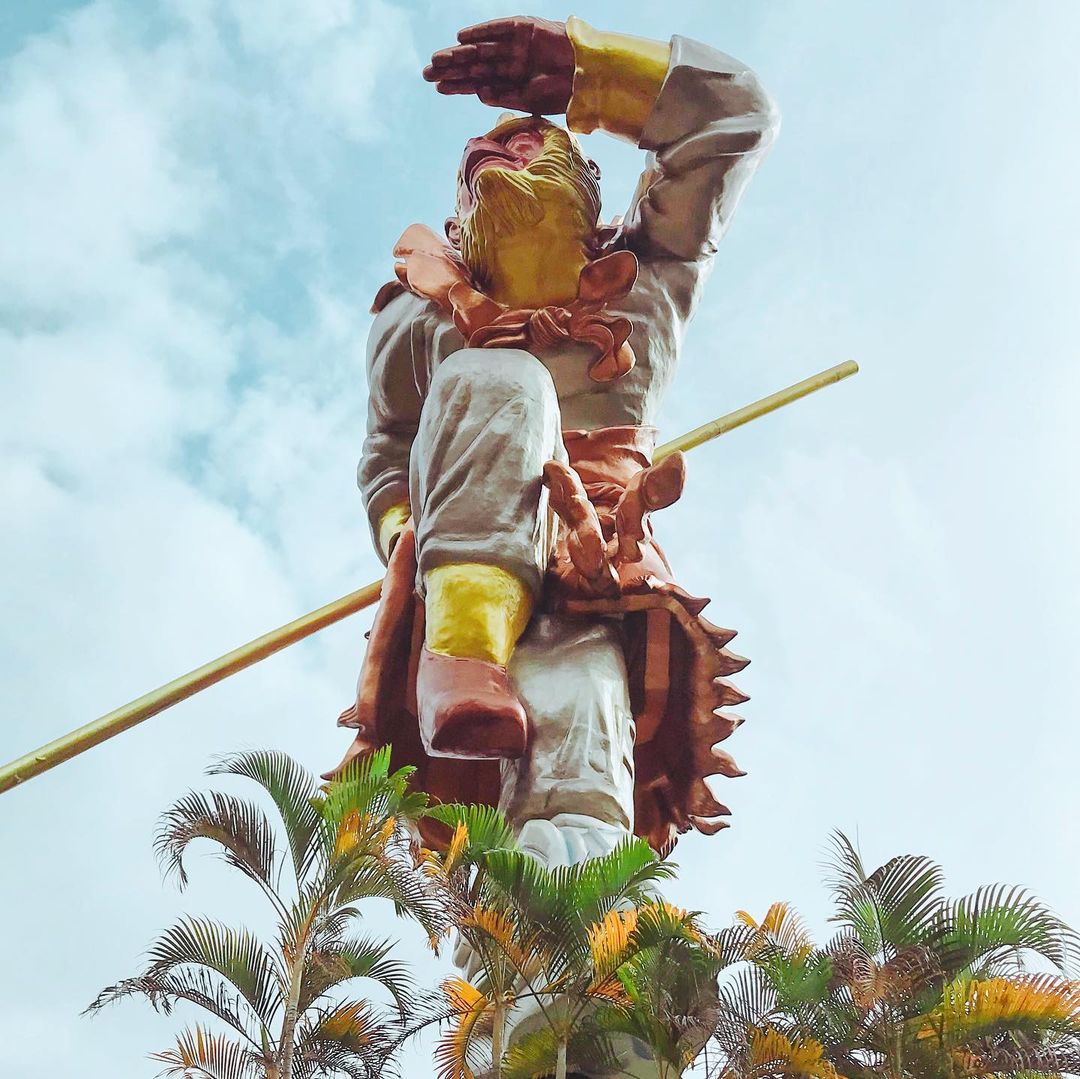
417;646;528;759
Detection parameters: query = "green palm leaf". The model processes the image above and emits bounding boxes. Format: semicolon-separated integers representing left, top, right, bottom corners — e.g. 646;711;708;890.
825;832;945;956
155;790;278;893
425;802;518;864
209;750;322;881
562;838;676;925
299;935;414;1016
87;967;257;1044
145;917;285;1028
938;885;1080;977
316;748;425;848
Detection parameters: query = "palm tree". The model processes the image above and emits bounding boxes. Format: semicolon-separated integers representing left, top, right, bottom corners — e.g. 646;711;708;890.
87;748;440;1079
708;831;1080;1079
411;804;679;1079
581;909;751;1079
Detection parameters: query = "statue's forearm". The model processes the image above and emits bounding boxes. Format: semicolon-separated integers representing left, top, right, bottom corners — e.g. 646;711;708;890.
565;16;671;144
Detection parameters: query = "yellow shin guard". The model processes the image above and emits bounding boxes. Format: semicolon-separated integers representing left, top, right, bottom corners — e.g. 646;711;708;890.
424;563;533;667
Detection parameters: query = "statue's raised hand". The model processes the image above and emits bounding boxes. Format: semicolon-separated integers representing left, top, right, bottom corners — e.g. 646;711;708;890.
422;16;575;115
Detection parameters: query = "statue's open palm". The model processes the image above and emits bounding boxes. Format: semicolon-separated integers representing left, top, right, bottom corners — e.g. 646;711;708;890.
422;16;575;115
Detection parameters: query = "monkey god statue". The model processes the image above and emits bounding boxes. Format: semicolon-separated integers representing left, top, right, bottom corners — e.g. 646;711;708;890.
331;15;778;870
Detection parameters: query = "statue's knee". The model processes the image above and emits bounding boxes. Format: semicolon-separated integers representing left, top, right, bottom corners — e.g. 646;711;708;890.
431;347;556;410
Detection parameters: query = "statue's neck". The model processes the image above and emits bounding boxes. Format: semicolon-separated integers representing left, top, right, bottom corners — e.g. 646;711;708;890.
482;224;590;310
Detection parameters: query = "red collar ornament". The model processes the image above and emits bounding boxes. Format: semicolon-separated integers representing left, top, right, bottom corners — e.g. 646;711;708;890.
372;223;639;383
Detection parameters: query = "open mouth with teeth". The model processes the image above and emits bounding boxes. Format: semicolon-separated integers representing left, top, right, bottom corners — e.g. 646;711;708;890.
456;124;548;215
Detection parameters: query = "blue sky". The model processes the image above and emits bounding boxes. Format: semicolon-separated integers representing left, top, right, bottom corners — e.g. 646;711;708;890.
2;1;1079;1075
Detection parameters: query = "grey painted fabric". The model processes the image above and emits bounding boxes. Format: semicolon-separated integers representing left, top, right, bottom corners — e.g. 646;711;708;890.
409;348;565;597
503;614;637;834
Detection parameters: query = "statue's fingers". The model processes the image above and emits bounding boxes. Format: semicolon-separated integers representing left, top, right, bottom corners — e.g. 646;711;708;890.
457;17;521;43
430;59;526;87
431;78;485;96
642;452;686;510
614;505;647;565
542;460;586;524
572;529;609;581
430;41;508;69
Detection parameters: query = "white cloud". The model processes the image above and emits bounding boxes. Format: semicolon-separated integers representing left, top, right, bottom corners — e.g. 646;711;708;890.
0;1;424;1073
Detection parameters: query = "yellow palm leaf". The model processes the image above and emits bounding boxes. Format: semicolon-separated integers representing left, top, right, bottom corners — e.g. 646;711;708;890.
918;975;1080;1042
375;814;396;848
588;973;633;1005
747;1027;841;1078
334;808;361;858
462;904;532;971
440;821;470;878
435;976;494;1079
737;902;813;961
588;907;638;976
320;1000;377;1042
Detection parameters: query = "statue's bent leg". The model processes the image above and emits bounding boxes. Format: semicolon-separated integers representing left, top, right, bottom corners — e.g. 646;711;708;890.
410;348;563;760
412;347;561;598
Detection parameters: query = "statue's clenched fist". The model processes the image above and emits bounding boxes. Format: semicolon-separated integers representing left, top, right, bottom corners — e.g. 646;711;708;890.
422;16;575;115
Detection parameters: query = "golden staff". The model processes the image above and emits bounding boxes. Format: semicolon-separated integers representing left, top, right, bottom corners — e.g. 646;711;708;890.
0;360;857;795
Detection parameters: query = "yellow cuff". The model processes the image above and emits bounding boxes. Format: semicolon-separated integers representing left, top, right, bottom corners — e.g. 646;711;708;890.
425;563;533;666
565;15;671;144
377;502;410;561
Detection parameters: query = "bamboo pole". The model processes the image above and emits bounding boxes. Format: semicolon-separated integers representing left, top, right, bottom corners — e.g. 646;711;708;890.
654;359;859;460
0;581;381;794
0;360;857;795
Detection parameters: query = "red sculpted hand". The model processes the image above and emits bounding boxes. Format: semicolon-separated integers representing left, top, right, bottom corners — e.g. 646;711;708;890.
422;17;575;115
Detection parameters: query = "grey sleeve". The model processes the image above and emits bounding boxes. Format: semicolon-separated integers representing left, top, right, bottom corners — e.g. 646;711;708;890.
624;35;780;271
357;291;425;560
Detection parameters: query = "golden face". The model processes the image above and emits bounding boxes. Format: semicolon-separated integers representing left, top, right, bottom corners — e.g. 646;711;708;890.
454;117;602;292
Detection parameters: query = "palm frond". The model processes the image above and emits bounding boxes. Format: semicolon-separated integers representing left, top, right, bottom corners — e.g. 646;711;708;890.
317;749;427;856
433;975;494;1079
920;975;1080;1043
299;935;414;1016
476;848;563;929
561;838;677;924
293;1038;385;1079
967;1043;1080;1075
739;903;814;960
459;902;549;990
150;1025;262;1079
155;790;279;893
745;1026;842;1079
716;964;780;1032
86;967;258;1045
824;832;885;955
864;851;945;949
209;750;322;882
145;917;284;1028
331;851;445;934
295;999;397;1079
501;1019;622;1079
424;803;517;871
826;832;946;957
939;885;1080;977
